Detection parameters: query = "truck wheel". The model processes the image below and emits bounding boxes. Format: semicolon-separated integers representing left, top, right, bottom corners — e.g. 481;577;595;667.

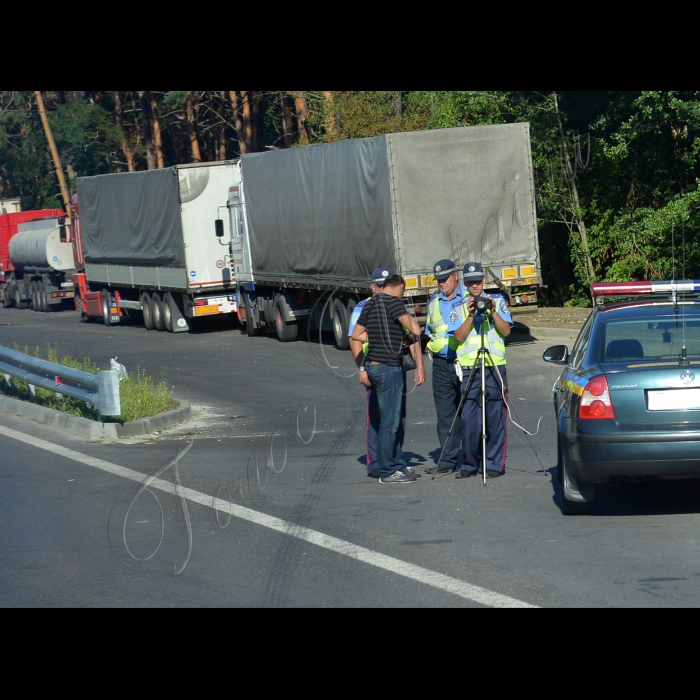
14;287;28;310
332;298;349;350
101;290;114;326
244;294;263;337
141;292;154;330
152;293;166;332
274;295;298;343
163;293;174;333
38;287;48;313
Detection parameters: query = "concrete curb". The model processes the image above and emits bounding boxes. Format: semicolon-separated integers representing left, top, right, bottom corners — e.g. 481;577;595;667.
0;394;191;440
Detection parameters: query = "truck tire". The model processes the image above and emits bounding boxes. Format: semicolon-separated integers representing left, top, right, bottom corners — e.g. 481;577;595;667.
102;289;114;326
332;297;349;350
274;295;298;343
14;287;28;310
163;292;174;333
38;287;48;313
152;293;166;332
243;294;263;337
141;292;154;330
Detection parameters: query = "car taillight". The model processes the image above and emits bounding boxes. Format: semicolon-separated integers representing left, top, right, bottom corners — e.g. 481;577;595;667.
579;375;615;420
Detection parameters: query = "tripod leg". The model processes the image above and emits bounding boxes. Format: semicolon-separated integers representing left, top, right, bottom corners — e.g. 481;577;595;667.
482;348;487;486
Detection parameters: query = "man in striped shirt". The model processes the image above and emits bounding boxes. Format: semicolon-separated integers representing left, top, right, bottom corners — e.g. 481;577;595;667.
351;273;425;484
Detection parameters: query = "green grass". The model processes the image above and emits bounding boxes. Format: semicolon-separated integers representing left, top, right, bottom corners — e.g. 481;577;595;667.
0;344;178;423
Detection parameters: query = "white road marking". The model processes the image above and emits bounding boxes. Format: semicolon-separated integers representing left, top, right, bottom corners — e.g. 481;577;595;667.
0;424;537;608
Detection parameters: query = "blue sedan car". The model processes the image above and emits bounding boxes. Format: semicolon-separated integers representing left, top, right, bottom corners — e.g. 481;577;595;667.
543;281;700;514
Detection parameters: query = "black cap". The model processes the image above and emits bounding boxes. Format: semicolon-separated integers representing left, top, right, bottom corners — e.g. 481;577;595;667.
433;259;456;281
370;267;394;285
463;262;485;282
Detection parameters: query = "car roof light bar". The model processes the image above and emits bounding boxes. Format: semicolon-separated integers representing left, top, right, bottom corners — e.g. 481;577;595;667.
592;280;700;298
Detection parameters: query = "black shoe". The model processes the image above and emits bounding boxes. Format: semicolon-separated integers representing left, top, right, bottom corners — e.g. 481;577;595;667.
455;470;478;479
486;469;503;479
425;465;453;475
368;469;381;478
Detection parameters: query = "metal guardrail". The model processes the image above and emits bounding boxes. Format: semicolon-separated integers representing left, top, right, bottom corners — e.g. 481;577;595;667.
0;345;120;418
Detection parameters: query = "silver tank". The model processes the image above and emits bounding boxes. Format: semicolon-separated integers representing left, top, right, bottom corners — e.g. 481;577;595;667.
9;218;75;271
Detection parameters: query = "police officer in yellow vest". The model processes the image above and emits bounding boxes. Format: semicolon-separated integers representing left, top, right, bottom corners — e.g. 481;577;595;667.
453;262;513;479
424;259;469;475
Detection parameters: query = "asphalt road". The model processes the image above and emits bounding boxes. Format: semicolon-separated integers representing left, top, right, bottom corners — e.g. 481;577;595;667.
2;306;700;607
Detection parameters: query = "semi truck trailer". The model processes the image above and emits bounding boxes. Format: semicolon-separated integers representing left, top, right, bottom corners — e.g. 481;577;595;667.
224;122;541;348
72;162;242;331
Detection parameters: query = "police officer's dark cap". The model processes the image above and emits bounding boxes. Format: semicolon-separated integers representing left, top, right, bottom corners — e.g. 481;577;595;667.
463;262;485;282
433;259;456;281
371;267;395;285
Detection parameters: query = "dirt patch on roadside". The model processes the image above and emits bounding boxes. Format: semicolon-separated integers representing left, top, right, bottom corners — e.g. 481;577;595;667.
511;305;592;330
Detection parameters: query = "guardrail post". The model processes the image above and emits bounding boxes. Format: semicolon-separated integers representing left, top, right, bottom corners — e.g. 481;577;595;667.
2;373;10;389
96;369;120;419
28;384;36;402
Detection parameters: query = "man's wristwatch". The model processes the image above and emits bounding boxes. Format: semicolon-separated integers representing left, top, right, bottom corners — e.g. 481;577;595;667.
359;365;366;372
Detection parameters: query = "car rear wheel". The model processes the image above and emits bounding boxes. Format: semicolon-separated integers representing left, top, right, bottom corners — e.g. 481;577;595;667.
561;446;594;515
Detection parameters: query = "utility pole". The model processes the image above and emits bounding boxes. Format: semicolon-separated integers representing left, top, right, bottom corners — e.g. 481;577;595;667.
34;90;71;218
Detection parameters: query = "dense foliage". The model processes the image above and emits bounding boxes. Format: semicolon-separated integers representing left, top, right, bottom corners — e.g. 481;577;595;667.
2;91;699;306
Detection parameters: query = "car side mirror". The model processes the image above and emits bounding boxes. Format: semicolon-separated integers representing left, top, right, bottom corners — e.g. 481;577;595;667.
543;345;569;364
215;219;225;238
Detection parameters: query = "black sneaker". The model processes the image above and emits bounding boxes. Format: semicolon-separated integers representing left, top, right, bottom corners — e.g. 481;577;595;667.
486;469;503;479
455;470;478;479
379;471;417;484
425;465;453;475
368;469;381;478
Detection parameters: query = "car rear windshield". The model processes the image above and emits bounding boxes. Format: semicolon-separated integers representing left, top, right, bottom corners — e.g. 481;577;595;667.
598;306;700;362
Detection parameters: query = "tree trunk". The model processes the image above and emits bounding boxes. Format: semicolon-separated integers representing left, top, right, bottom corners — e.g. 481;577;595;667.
218;91;227;161
240;91;254;153
553;91;595;289
323;91;337;141
250;91;261;152
186;96;202;163
113;91;135;172
229;91;248;154
280;94;295;148
393;91;402;131
294;93;310;145
138;90;157;170
34;90;71;216
150;93;165;168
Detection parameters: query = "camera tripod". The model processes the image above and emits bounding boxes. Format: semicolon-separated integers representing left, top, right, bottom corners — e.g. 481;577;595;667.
431;311;506;486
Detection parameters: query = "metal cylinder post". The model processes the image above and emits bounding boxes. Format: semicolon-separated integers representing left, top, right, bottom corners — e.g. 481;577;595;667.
96;369;121;418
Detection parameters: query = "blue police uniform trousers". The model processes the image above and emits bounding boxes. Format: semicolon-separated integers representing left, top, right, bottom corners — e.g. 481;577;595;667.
432;357;462;470
460;366;508;474
366;382;406;475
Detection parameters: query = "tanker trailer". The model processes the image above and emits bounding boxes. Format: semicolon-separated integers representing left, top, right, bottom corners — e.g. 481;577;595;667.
7;215;76;312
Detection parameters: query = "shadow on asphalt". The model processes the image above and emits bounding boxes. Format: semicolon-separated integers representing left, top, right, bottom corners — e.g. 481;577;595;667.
547;465;700;517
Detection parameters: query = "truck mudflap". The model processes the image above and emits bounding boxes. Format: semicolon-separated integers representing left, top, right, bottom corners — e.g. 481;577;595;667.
192;295;238;317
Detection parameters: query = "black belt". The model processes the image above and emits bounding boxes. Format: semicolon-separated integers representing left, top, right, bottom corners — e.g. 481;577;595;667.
433;355;457;362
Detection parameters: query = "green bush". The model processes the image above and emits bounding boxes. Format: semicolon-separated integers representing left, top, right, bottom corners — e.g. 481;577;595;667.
0;344;178;422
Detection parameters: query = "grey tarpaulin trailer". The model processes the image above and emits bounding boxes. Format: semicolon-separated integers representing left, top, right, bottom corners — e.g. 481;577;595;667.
228;123;541;348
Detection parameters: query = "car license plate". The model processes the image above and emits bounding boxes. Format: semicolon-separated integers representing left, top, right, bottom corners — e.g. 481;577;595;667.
648;388;700;411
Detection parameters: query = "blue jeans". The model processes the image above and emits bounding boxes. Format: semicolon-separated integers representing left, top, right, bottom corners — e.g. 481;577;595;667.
366;363;406;478
366;382;406;475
